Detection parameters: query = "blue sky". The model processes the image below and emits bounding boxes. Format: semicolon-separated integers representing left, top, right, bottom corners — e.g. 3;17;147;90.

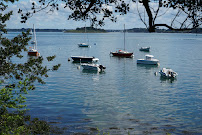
5;0;187;30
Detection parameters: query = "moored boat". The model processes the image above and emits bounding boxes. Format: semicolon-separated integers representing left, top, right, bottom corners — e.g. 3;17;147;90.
110;24;133;58
71;56;99;63
137;55;159;65
28;24;39;56
110;50;133;57
78;43;89;47
139;47;150;52
78;25;90;47
81;63;106;72
159;68;178;78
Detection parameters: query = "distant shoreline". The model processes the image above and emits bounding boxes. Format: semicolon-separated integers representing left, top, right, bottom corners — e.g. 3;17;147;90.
6;28;202;33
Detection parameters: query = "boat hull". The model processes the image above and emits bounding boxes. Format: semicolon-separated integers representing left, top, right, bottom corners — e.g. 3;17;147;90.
111;52;133;57
139;47;150;52
81;64;100;71
137;59;159;65
28;51;39;56
81;64;105;72
78;43;89;47
71;56;99;63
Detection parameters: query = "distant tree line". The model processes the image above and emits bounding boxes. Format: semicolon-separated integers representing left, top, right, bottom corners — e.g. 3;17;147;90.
126;28;202;33
7;28;202;33
64;27;106;33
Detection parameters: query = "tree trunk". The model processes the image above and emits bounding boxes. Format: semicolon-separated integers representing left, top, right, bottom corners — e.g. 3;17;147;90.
142;0;155;32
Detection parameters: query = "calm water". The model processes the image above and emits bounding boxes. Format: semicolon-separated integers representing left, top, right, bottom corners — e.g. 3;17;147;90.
7;32;202;134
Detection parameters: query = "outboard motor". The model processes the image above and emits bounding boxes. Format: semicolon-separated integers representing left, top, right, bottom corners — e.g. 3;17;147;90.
171;72;174;78
99;65;106;71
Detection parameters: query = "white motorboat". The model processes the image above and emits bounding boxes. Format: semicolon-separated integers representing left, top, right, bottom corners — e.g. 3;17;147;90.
159;68;178;78
81;63;106;72
139;47;150;52
137;55;159;65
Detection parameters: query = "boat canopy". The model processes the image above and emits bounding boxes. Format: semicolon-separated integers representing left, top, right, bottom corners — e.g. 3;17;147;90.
145;55;154;60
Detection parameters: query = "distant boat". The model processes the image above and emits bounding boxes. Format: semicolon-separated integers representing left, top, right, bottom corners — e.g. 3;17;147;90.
71;56;99;63
78;43;89;47
110;24;133;58
139;47;150;52
31;26;35;44
159;68;178;78
28;24;39;56
81;63;106;72
30;29;33;35
137;55;159;65
78;25;90;47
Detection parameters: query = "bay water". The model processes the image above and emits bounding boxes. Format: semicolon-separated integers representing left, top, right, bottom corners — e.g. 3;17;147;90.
6;32;202;134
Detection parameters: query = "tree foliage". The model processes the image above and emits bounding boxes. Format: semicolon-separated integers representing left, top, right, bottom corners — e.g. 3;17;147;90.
135;0;201;32
1;0;61;134
18;0;201;32
19;0;130;27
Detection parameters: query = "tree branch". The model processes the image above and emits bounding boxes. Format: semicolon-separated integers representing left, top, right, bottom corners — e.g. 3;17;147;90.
137;2;148;28
154;23;196;31
82;0;96;16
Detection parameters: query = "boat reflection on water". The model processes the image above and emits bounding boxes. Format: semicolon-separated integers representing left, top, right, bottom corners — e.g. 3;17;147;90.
137;64;159;70
160;76;177;83
82;69;106;74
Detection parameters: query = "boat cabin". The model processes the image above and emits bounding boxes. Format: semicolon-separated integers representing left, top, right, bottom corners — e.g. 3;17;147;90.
145;55;154;60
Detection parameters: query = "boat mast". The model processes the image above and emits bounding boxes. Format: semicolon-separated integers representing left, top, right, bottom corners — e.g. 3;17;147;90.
85;24;89;44
85;24;86;43
33;24;37;50
123;24;126;51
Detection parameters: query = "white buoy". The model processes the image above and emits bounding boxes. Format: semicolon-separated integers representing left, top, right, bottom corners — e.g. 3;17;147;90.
154;72;158;76
77;66;80;69
68;58;71;61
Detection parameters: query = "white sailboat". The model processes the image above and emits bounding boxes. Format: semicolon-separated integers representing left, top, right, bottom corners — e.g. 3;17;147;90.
78;25;90;47
31;25;36;44
28;24;39;56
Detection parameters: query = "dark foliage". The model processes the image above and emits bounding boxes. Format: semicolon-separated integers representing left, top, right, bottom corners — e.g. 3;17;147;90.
1;0;61;134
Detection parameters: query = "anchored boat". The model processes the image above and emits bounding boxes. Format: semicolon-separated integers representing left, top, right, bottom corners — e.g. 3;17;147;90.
81;63;106;72
139;47;150;52
159;68;178;78
78;25;90;47
137;55;159;65
71;56;99;63
28;24;39;56
110;24;133;58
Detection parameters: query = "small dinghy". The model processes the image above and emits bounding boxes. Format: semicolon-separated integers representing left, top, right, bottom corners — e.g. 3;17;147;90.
159;68;178;78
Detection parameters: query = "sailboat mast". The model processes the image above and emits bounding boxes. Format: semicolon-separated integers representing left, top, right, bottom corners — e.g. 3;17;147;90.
123;24;126;51
33;24;37;50
85;25;86;43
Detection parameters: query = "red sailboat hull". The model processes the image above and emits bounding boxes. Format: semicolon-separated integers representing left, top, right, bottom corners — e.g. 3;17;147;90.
111;52;133;57
28;51;39;56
